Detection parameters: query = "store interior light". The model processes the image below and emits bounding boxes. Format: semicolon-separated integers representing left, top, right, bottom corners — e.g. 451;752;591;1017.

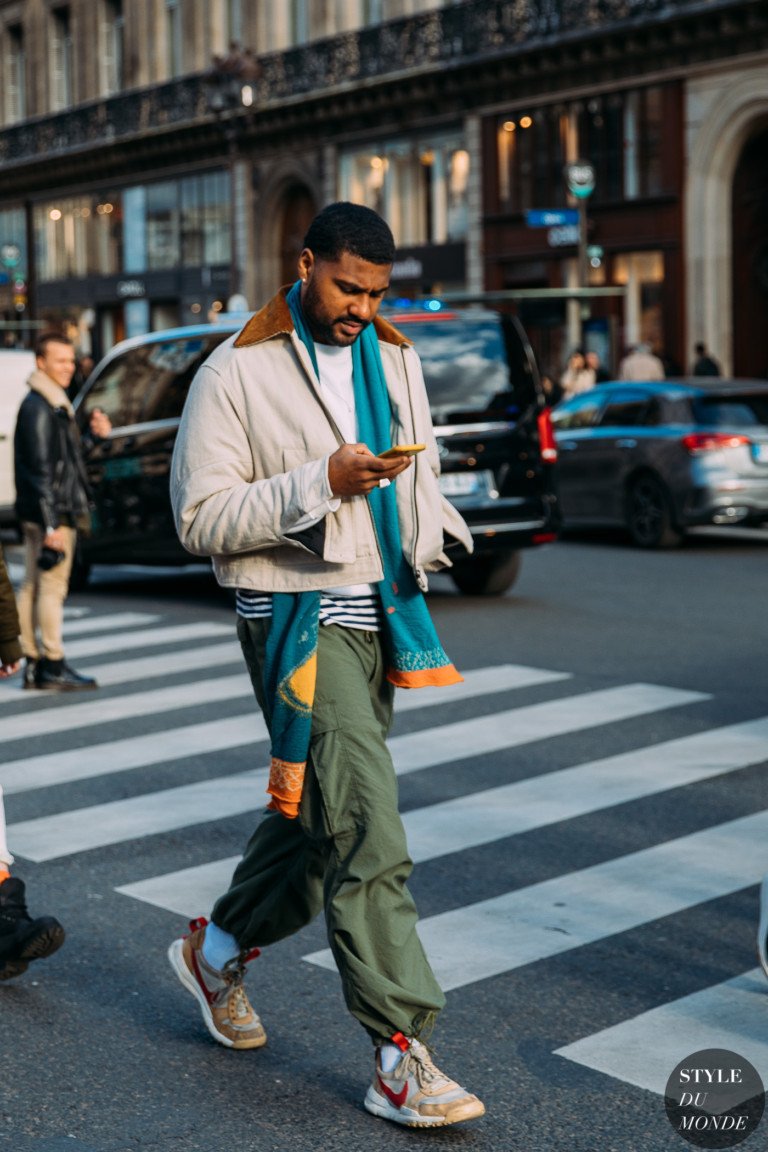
520;115;533;128
503;121;516;132
49;209;62;221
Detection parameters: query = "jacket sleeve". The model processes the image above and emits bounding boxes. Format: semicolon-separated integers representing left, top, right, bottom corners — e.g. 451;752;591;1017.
0;547;22;667
170;362;335;558
14;398;59;530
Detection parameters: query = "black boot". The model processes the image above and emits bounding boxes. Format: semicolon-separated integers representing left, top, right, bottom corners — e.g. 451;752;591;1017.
0;877;65;980
34;657;98;692
22;658;38;690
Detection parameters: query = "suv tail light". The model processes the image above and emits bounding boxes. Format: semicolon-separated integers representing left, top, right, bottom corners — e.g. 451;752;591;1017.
537;408;558;462
682;432;751;453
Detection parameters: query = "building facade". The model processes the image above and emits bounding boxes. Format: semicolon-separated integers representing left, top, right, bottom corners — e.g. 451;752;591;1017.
0;0;766;377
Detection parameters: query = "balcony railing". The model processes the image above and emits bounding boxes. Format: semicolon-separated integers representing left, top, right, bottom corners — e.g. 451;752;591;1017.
0;0;756;168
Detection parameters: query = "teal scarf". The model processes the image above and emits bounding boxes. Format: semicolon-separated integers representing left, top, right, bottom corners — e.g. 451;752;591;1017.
264;281;460;818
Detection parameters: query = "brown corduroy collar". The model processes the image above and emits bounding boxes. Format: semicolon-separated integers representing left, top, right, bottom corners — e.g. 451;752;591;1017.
233;286;412;350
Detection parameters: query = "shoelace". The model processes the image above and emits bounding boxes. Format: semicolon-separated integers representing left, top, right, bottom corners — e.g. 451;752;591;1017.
398;1043;448;1090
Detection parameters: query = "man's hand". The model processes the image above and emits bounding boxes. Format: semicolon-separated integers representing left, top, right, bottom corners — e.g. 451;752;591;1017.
0;659;21;679
328;443;413;497
43;528;66;551
89;408;112;438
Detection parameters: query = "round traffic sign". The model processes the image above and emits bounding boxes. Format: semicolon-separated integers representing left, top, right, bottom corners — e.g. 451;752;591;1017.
0;242;21;268
565;161;595;199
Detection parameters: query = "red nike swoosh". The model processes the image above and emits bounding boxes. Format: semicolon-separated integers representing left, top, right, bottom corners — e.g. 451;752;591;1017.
378;1076;408;1108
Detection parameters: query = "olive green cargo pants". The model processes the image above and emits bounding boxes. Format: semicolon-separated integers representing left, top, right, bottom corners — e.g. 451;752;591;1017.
212;617;445;1042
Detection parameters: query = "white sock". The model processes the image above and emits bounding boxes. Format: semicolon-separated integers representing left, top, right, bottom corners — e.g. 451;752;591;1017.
201;921;240;971
379;1042;407;1073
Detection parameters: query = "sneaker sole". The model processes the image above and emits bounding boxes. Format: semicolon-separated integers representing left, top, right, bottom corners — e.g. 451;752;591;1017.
0;959;29;981
364;1086;485;1128
167;939;267;1050
0;920;64;980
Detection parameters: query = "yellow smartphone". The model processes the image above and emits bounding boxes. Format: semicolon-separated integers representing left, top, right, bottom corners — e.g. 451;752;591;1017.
378;443;426;459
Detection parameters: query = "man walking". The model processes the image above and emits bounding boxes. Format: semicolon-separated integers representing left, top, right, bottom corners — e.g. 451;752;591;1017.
13;331;109;691
168;202;484;1128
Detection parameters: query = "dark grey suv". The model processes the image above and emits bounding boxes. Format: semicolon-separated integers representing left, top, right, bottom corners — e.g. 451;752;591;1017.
552;378;768;547
73;306;560;594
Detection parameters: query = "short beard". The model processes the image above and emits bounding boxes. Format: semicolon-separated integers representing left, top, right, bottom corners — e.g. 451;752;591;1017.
302;279;367;346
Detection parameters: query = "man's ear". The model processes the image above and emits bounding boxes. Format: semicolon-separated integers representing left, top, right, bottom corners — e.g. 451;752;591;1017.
298;248;314;284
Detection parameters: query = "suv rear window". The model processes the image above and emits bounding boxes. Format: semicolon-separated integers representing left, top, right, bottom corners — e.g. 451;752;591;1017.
390;311;537;425
692;394;768;428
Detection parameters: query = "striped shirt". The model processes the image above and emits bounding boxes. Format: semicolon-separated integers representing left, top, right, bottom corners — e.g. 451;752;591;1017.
236;588;383;631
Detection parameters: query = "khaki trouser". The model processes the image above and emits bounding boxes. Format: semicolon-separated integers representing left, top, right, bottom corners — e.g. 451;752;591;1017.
213;617;446;1043
16;522;76;662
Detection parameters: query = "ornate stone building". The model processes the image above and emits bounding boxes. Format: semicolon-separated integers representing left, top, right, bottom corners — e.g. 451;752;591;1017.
0;0;766;376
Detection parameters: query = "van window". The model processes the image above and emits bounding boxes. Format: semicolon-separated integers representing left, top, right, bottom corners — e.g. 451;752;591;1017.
80;334;227;429
391;313;535;426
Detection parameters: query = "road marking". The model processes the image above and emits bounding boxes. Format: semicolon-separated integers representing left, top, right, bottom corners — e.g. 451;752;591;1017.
0;641;245;702
62;621;233;659
2;715;268;798
386;683;706;772
118;856;242;917
10;772;269;862
4;680;699;807
55;612;159;636
554;968;768;1096
1;673;255;741
118;706;768;919
304;808;768;989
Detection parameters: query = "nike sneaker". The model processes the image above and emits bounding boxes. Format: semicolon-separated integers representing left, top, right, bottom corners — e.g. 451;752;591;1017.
364;1038;485;1127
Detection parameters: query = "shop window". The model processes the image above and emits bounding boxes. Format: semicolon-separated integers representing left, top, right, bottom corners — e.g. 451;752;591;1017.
497;110;567;214
34;194;122;281
613;251;665;352
147;183;179;270
180;171;232;267
4;24;26;124
339;132;469;247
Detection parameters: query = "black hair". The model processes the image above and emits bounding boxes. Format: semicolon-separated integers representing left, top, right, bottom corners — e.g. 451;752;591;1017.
303;201;395;266
35;330;74;357
694;341;706;355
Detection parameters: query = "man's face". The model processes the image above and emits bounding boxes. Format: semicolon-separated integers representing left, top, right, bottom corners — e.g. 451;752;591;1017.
298;249;391;346
37;341;76;390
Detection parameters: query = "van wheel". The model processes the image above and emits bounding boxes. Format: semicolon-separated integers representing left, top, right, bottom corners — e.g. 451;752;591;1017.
450;551;522;596
626;475;682;549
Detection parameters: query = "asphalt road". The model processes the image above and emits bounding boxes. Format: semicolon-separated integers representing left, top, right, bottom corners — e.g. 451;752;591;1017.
1;527;767;1152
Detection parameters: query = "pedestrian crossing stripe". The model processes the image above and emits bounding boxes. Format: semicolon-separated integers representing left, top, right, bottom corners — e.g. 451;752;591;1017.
554;968;768;1097
4;628;765;1099
117;713;768;918
304;808;768;990
57;611;160;636
7;682;701;853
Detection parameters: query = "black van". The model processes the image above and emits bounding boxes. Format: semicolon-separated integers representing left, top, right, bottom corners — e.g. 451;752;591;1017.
73;306;559;595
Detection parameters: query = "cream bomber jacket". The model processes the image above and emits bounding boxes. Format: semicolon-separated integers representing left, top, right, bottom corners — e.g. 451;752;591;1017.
170;288;473;593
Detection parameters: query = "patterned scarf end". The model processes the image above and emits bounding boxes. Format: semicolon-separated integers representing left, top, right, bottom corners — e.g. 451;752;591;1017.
386;663;464;689
267;756;305;819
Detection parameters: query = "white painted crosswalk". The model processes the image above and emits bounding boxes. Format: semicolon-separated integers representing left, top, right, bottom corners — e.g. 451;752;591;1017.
4;603;768;1100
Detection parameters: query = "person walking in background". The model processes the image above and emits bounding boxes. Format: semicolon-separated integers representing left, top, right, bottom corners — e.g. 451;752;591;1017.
13;331;111;692
692;342;721;377
167;202;485;1129
559;348;596;400
585;349;611;383
0;543;65;980
618;342;665;381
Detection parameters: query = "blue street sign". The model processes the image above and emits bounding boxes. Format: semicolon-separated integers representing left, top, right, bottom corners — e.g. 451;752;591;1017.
525;209;580;228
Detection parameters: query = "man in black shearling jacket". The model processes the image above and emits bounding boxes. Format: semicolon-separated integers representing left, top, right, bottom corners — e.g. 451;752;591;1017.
13;331;110;691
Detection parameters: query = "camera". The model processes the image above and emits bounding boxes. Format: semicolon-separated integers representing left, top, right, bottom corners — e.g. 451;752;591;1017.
38;546;66;571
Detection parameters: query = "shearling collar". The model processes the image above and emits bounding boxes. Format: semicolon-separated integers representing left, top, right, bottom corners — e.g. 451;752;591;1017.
233;285;411;349
27;369;74;416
